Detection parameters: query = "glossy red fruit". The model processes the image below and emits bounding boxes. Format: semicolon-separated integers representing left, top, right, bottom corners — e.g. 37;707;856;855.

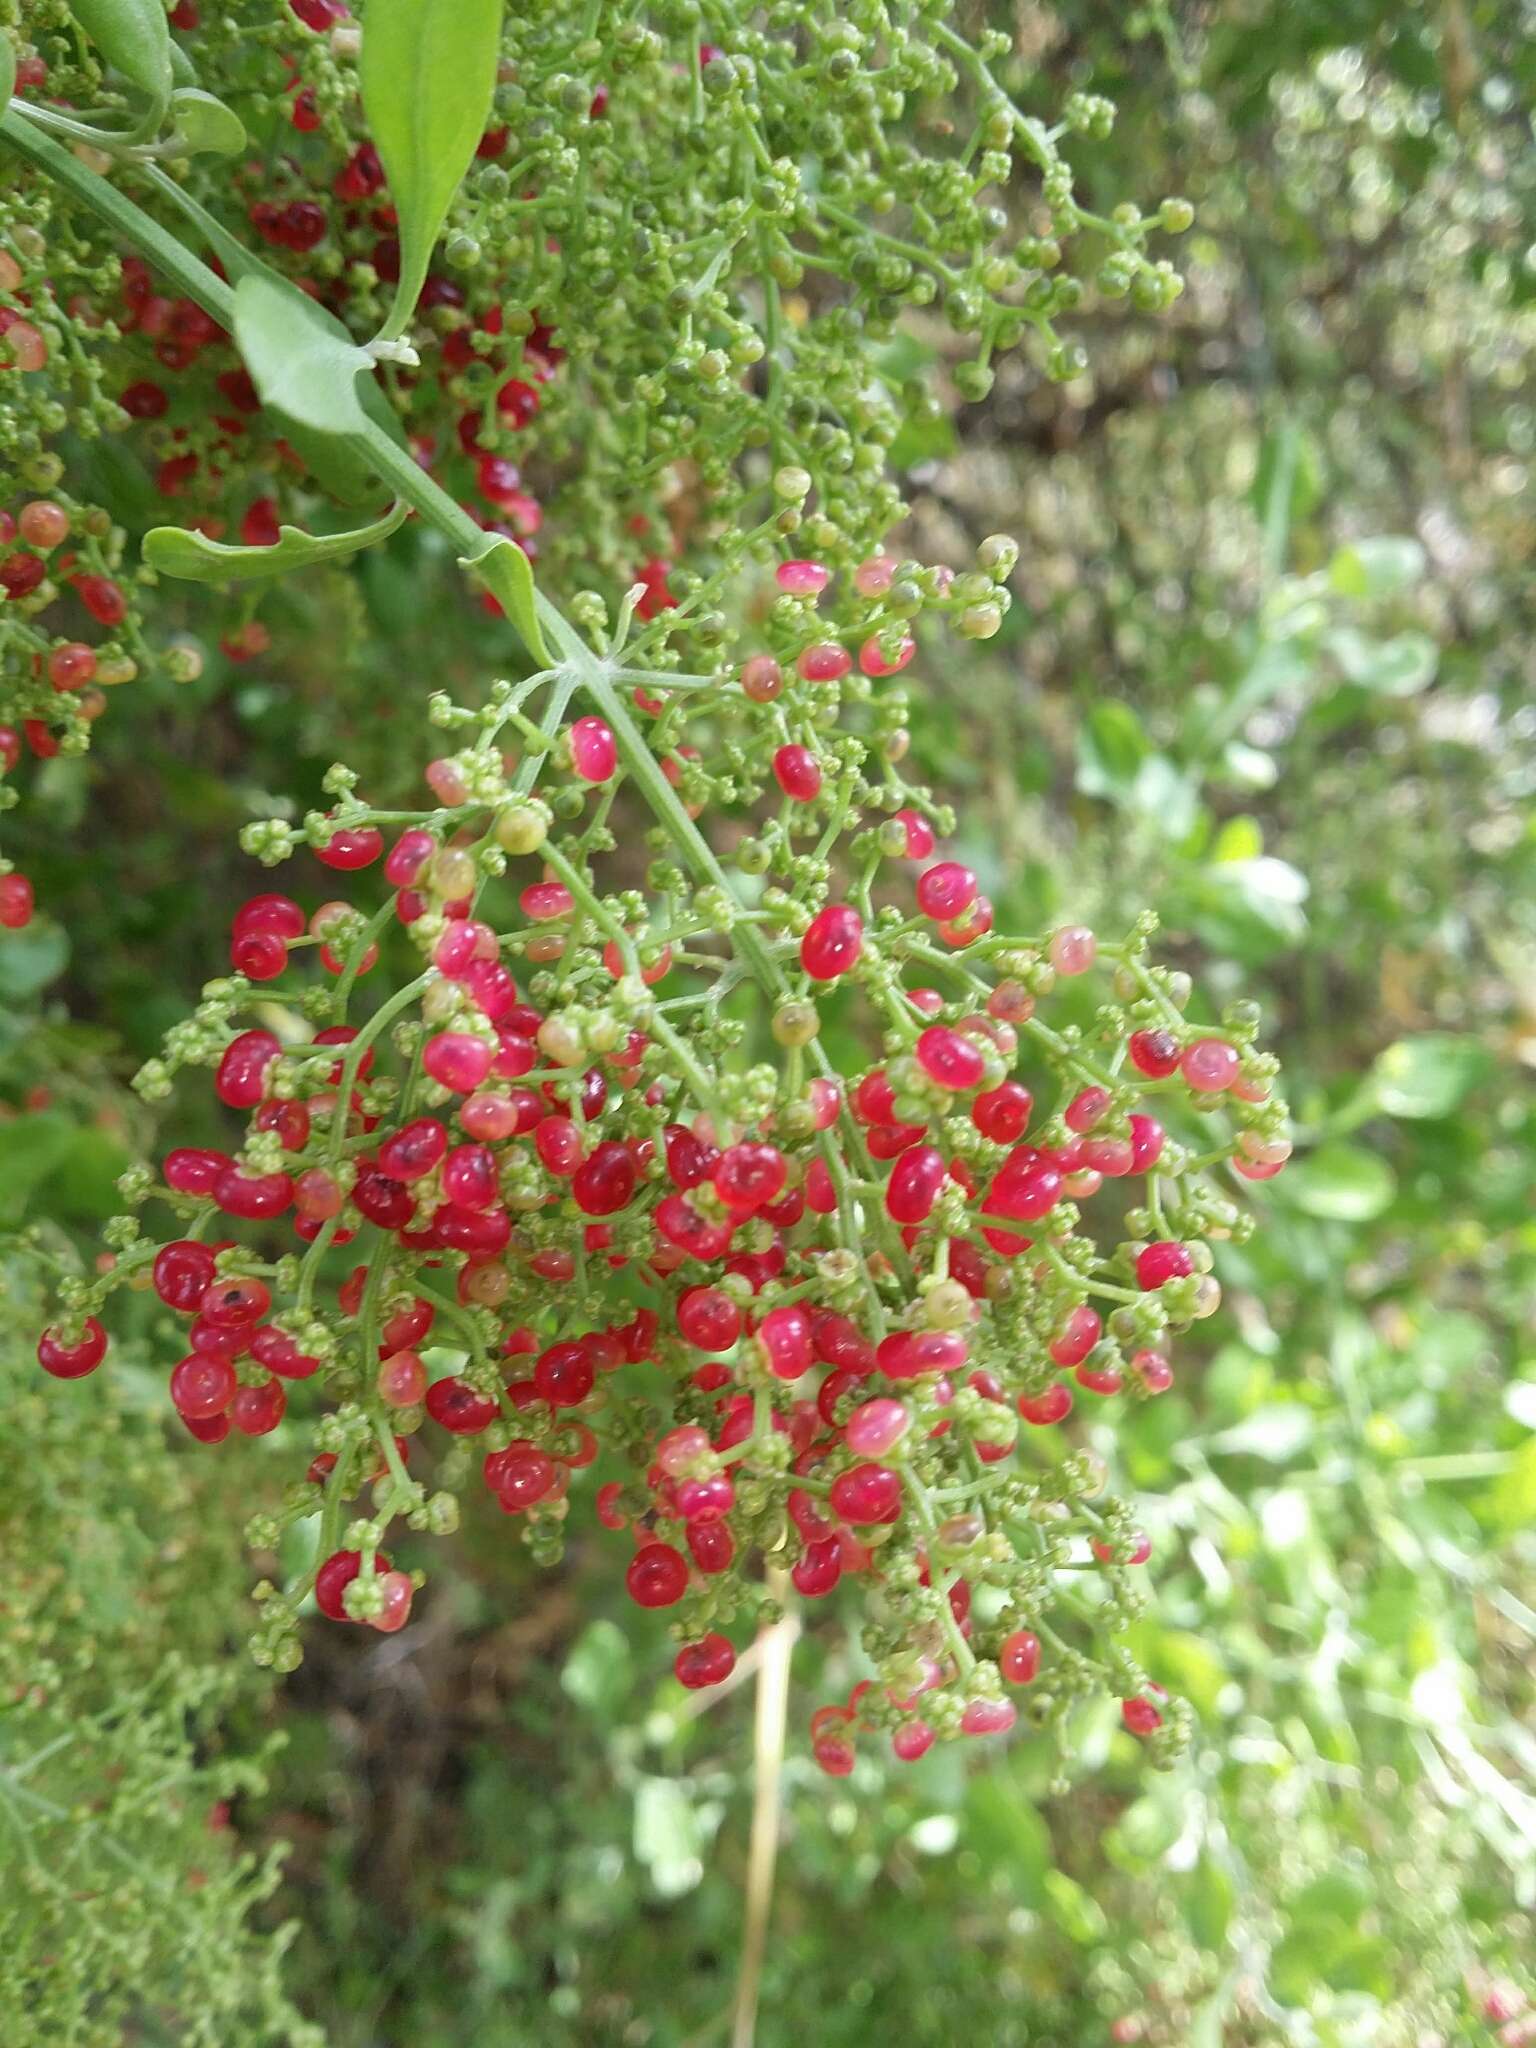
675;1634;736;1689
1136;1240;1194;1290
214;1029;280;1109
999;1629;1040;1684
314;1548;393;1624
626;1542;689;1608
152;1239;217;1312
800;903;863;980
828;1462;902;1525
37;1317;108;1379
170;1352;236;1420
424;1378;498;1434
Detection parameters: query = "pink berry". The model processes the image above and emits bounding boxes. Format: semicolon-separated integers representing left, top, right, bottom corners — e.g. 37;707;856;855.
796;642;851;683
1136;1240;1193;1290
960;1697;1017;1737
315;825;383;870
772;743;822;801
915;862;977;921
800;904;863;980
775;559;829;597
891;1720;934;1762
1122;1695;1163;1736
757;1303;813;1380
1018;1384;1072;1426
891;809;935;859
569;715;617;782
423;1033;494;1092
1048;925;1096;975
999;1629;1040;1684
859;632;914;677
739;654;783;702
1181;1037;1239;1093
1047;1304;1102;1368
915;1025;986;1092
844;1397;909;1458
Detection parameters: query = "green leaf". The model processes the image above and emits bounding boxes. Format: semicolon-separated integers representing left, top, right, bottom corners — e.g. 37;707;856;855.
144;501;407;584
1327;626;1438;696
67;0;173;119
1278;1143;1396;1221
163;87;246;157
1327;535;1426;599
1042;1869;1108;1944
0;38;15;104
0;1114;76;1219
1370;1033;1491;1118
560;1618;633;1719
1186;1854;1235;1952
359;0;504;345
1076;700;1149;803
632;1777;704;1898
0;921;69;1000
459;533;551;666
232;270;374;438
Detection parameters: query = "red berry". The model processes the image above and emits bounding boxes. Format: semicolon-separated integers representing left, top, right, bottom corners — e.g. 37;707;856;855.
214;1029;280;1110
153;1239;217;1312
675;1634;736;1689
915;862;978;921
37;1317;108;1380
971;1080;1031;1143
571;1140;637;1216
314;1547;392;1624
315;825;383;870
772;744;822;801
677;1287;742;1352
424;1377;499;1434
999;1629;1040;1684
0;873;35;929
828;1462;902;1525
915;1025;986;1092
1121;1695;1163;1736
800;903;863;980
1128;1028;1180;1079
232;1376;287;1435
1136;1240;1193;1290
626;1542;689;1608
170;1352;236;1420
885;1144;946;1224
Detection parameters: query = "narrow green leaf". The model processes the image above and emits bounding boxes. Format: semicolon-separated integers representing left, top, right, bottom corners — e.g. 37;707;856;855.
1;38;16;104
459;532;551;666
163;87;245;157
233;270;373;437
359;0;504;344
67;0;173;118
144;501;407;584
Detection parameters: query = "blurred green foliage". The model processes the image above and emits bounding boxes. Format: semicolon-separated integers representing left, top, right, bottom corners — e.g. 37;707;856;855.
2;1;1533;2044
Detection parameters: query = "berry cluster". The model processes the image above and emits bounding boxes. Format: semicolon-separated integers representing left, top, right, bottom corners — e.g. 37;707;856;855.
41;540;1290;1766
5;1;1192;647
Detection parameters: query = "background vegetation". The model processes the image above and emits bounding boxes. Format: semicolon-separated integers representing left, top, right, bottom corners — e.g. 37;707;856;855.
2;3;1533;2044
